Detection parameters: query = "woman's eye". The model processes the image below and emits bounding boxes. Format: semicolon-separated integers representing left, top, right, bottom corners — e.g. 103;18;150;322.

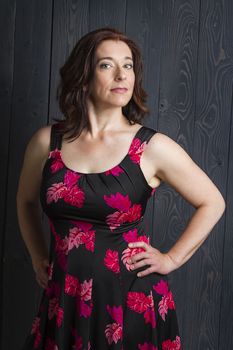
99;63;134;69
99;63;111;69
125;64;134;69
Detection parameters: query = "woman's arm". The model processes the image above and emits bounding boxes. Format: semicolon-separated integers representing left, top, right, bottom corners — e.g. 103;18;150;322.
16;125;52;287
127;132;226;277
152;132;226;270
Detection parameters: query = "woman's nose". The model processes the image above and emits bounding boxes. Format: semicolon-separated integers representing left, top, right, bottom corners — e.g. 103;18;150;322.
115;67;126;80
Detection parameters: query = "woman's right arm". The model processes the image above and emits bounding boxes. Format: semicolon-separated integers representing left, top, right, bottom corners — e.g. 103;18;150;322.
16;125;52;288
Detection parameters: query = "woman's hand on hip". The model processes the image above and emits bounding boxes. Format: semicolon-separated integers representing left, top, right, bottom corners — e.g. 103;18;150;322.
127;241;178;277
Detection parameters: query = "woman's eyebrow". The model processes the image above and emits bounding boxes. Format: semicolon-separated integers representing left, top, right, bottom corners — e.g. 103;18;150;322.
96;56;133;63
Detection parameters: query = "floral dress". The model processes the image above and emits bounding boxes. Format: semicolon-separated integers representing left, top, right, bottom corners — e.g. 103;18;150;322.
21;122;181;350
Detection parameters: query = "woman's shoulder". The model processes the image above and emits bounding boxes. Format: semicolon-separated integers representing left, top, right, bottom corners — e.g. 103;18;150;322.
25;123;58;161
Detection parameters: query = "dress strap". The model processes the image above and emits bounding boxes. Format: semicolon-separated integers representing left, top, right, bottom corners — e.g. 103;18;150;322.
139;125;157;145
50;122;62;151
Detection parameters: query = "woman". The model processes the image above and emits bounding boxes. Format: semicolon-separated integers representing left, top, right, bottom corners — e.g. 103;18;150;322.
17;27;225;350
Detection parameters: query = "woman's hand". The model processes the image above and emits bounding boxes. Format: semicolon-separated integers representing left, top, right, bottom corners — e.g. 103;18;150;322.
127;241;178;277
32;256;49;289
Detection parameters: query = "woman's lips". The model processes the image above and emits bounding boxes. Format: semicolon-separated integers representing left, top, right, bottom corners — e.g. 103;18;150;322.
111;88;128;93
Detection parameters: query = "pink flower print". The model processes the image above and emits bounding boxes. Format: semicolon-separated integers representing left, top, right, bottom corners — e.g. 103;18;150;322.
80;279;92;302
48;220;68;270
31;316;41;348
68;225;95;253
65;274;93;318
46;169;85;208
70;221;95;252
103;192;142;231
47;262;54;280
71;328;83;350
55;235;69;255
64;169;80;187
143;291;156;328
45;281;63;327
138;342;158;350
55;235;69;271
104;249;120;274
153;279;176;321
126;203;142;222
48;297;64;327
105;165;125;176
68;227;85;250
81;230;95;252
106;305;123;325
121;232;149;271
45;337;59;350
162;335;181;350
105;210;130;231
49;149;64;174
46;182;67;204
63;184;85;207
127;291;151;314
105;305;123;345
122;228;138;243
56;307;64;327
77;298;93;318
65;274;80;297
105;323;123;345
104;192;131;211
158;292;175;321
153;279;169;295
128;138;147;164
126;291;156;328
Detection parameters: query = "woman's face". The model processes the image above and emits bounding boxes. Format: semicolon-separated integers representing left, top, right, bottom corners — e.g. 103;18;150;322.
87;39;135;109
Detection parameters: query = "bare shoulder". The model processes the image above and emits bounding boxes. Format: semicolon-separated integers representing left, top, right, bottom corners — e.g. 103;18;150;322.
16;124;53;203
146;131;225;208
21;124;55;173
26;124;52;161
145;131;188;171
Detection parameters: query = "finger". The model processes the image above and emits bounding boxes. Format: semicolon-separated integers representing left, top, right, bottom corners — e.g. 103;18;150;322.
37;270;49;285
137;266;154;277
130;258;152;271
38;277;48;289
128;241;150;250
128;252;150;264
36;276;46;289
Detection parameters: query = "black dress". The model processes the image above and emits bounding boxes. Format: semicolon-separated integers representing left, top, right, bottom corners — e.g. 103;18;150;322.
21;122;181;350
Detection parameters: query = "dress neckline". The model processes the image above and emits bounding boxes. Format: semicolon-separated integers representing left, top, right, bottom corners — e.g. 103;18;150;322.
58;126;145;175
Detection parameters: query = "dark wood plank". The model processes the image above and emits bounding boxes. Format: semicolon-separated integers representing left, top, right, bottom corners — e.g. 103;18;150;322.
186;0;232;347
156;0;201;347
49;0;90;122
1;1;53;348
89;0;126;31
0;0;17;346
160;0;232;348
218;1;233;348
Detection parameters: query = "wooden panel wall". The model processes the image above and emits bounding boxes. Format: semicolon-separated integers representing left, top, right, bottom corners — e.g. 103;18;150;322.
0;0;232;349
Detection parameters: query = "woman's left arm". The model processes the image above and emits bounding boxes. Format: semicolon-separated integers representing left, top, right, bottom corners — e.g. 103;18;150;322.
127;132;226;276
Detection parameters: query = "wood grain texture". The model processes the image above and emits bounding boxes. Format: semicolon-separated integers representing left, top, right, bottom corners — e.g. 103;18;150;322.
0;0;232;349
0;1;53;348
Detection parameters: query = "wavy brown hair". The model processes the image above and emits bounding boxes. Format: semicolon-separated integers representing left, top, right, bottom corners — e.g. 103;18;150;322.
53;27;150;141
